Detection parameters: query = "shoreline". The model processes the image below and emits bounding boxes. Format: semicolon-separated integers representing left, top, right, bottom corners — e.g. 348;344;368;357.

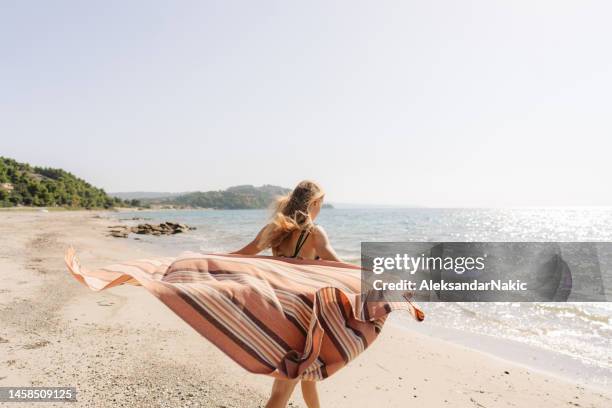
0;210;610;407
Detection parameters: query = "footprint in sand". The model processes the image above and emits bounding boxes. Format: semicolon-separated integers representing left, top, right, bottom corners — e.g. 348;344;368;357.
22;340;50;350
0;336;8;344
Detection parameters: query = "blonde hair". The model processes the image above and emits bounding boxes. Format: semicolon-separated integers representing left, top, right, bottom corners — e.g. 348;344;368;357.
260;180;325;250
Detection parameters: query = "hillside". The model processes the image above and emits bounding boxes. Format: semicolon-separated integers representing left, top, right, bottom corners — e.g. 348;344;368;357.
0;157;123;208
0;158;331;210
151;185;292;209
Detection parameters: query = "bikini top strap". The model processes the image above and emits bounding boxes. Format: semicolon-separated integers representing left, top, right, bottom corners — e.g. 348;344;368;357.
292;229;310;258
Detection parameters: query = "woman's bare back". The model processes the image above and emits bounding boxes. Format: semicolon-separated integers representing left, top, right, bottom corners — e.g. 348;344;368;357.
273;228;319;260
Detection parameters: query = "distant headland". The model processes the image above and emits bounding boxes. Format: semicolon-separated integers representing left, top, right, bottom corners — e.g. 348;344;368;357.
110;185;333;210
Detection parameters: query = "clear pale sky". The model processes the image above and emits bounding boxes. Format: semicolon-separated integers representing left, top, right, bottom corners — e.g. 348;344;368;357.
1;1;610;207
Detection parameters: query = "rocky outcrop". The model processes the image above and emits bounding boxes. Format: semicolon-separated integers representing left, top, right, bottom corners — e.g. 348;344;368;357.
108;226;130;238
107;222;195;238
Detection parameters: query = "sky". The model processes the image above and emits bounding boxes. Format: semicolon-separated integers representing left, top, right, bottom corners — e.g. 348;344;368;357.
1;1;611;207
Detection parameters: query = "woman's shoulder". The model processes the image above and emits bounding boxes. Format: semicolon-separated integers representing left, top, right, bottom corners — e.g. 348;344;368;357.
310;224;329;240
311;223;324;232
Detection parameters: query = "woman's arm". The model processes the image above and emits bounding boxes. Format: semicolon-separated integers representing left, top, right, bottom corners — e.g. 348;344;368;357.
230;226;266;255
312;225;342;262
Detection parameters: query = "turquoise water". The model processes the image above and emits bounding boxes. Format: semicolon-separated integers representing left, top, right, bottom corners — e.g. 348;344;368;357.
111;207;612;386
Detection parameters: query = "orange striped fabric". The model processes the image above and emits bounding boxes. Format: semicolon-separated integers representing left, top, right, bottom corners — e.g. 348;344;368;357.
64;248;424;380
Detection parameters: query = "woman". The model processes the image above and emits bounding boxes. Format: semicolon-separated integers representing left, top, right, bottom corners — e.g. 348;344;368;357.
65;181;424;408
232;180;336;408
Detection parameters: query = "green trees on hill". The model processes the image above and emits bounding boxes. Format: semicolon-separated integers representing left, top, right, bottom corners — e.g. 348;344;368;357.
163;185;291;209
0;157;123;208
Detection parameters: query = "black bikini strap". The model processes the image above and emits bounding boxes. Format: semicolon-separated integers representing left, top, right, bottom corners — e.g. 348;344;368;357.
292;230;310;258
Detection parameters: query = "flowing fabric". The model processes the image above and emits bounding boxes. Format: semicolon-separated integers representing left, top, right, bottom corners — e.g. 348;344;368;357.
64;249;424;381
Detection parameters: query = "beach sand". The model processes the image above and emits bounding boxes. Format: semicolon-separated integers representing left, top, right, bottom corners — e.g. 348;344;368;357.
0;210;610;407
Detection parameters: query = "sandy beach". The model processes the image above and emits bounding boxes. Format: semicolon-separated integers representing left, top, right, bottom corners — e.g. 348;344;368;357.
0;210;610;408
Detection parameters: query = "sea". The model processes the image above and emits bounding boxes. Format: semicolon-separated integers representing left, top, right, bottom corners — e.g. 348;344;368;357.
109;207;612;389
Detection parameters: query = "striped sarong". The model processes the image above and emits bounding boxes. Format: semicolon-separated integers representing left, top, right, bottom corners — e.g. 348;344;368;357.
64;249;424;381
